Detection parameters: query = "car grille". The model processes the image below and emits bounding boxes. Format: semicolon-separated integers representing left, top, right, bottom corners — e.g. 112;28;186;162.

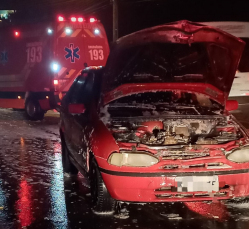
155;192;228;199
155;185;230;199
163;162;231;170
161;150;210;160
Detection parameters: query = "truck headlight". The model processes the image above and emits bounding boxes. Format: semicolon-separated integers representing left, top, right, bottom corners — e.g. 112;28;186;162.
51;62;60;72
108;151;159;167
65;28;72;35
227;146;249;163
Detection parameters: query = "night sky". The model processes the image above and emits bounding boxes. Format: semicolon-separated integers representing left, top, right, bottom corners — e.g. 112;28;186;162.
1;0;249;41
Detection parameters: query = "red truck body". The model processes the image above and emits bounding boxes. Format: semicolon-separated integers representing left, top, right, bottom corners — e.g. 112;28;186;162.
0;16;109;119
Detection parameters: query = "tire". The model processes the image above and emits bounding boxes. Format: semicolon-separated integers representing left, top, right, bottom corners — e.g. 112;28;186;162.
61;135;78;175
25;98;45;121
90;158;116;214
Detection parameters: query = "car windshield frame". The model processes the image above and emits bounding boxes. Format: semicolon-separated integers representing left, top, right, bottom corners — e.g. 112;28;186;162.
101;91;222;118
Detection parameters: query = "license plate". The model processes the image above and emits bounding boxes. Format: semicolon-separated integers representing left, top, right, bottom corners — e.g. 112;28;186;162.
175;176;219;192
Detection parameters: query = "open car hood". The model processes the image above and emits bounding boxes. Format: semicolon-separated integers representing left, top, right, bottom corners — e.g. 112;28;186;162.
103;20;245;106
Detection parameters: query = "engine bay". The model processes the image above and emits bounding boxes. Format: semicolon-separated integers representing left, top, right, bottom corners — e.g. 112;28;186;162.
107;116;243;145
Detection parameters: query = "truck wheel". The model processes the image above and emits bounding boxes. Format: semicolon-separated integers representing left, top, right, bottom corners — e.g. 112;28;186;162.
61;135;78;175
25;98;44;121
90;158;116;214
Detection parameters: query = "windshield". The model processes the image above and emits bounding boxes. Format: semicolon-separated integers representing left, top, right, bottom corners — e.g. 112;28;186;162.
102;91;222;118
103;42;231;93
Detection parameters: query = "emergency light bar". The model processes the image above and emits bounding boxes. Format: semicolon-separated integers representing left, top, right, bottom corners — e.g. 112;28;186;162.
71;17;85;22
58;15;97;23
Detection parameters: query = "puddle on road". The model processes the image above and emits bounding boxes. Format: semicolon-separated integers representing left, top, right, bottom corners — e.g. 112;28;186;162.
0;137;67;228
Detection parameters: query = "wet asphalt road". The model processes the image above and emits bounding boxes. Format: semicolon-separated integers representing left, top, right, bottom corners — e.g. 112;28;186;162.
1;108;249;229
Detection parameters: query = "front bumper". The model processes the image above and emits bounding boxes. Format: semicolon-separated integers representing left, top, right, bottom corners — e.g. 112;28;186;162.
100;168;249;202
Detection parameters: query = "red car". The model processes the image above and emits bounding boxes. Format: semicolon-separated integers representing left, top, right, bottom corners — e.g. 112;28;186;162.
60;20;249;214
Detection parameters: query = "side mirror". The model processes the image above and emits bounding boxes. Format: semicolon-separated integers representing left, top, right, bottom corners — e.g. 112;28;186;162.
226;100;238;111
68;103;86;114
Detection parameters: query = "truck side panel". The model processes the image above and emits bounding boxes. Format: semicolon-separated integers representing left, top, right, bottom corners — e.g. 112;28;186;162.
0;23;54;108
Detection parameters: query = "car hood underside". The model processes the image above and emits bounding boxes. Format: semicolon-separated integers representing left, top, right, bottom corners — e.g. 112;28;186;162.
102;20;245;105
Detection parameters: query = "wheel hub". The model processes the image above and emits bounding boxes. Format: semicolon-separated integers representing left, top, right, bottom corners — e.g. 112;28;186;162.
26;101;36;117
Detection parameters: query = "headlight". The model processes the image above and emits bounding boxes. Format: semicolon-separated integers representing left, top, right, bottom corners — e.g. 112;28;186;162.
108;151;159;167
65;28;72;35
227;146;249;163
94;29;100;35
47;28;53;34
51;62;60;72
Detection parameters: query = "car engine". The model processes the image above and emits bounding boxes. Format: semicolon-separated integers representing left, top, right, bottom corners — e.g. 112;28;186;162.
108;116;242;145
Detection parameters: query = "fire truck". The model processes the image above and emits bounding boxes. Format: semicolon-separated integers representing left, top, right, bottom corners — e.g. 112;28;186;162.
0;15;109;120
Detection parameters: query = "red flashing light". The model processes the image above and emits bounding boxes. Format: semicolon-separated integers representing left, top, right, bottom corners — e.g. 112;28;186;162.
54;80;59;85
14;31;20;37
58;16;64;22
78;17;84;22
90;17;97;23
71;17;76;22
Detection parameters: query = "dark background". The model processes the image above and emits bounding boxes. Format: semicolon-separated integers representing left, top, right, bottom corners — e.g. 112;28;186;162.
1;0;249;42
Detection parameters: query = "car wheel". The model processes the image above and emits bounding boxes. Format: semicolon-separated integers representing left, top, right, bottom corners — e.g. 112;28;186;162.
61;135;78;175
90;158;116;214
25;98;45;121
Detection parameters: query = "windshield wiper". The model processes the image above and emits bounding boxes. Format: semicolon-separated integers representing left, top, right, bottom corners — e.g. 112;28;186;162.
155;103;201;114
108;103;156;110
175;106;201;115
174;74;204;81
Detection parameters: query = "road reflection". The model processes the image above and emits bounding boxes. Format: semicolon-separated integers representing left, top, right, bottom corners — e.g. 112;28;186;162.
16;136;34;227
16;179;34;227
0;179;7;225
49;144;68;227
185;201;229;221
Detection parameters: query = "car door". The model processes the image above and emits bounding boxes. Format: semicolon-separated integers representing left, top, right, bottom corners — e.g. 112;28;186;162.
60;79;79;149
69;71;97;170
62;74;88;162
